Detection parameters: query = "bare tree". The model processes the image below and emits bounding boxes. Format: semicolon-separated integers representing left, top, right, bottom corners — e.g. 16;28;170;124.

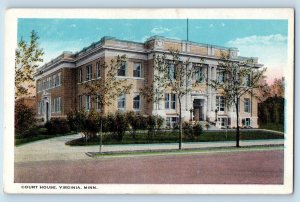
142;49;205;149
84;54;133;152
210;53;266;147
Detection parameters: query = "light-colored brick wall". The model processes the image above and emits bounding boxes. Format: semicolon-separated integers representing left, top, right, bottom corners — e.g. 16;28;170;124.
35;37;261;127
76;55;151;116
164;41;182;51
190;44;208;55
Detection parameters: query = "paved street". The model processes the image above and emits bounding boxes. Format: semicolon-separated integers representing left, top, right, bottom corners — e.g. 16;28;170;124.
15;149;283;184
14;134;284;184
15;134;284;162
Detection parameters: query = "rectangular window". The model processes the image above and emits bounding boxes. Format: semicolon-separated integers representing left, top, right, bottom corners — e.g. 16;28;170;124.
171;94;176;109
86;95;91;111
38;101;44;115
96;94;101;111
86;65;92;81
133;63;141;77
244;98;251;113
58;97;61;112
218;118;228;127
194;64;205;83
55;75;58;86
217;70;225;83
41;101;44;115
165;93;176;110
78;95;82;110
42;80;46;90
117;93;126;109
96;62;101;78
165;93;170;109
49;77;53;88
242;118;251;126
117;61;126;76
167;62;176;80
133;94;141;110
54;73;61;87
166;117;178;128
216;96;225;111
46;78;50;89
37;102;41;115
246;118;251;126
245;74;251;87
58;72;61;86
53;97;61;113
79;68;82;83
51;75;55;87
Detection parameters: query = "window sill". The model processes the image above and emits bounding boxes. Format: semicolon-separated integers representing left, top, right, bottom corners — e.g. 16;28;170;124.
116;76;144;80
37;84;62;93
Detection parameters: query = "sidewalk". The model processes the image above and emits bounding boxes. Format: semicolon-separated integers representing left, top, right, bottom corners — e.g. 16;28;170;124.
15;133;284;163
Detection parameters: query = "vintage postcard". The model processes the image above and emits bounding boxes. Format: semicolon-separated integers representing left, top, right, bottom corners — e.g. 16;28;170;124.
4;8;294;194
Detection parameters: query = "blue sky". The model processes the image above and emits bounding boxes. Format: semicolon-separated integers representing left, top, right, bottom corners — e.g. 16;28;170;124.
17;19;288;83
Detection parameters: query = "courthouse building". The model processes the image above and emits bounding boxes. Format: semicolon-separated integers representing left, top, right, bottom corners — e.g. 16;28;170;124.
34;36;262;128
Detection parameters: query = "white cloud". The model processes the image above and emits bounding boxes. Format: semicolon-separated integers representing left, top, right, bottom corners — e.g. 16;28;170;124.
141;35;150;42
227;34;287;46
150;27;172;34
225;34;288;83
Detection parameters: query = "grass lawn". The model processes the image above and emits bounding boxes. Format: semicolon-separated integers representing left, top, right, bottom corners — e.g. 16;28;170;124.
15;127;76;146
259;123;284;132
91;145;284;157
66;129;283;146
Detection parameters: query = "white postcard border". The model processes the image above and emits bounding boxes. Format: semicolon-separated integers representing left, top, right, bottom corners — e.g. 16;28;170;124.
4;8;294;194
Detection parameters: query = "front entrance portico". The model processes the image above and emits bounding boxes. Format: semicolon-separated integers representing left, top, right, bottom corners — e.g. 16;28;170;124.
189;93;207;122
42;92;51;123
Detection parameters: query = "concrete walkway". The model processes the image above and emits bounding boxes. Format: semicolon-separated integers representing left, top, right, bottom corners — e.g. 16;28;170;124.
15;134;284;163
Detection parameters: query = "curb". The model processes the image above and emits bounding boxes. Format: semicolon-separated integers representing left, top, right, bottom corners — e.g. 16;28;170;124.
85;144;284;157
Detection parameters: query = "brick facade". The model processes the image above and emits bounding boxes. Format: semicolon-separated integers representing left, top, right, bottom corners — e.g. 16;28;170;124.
34;36;263;128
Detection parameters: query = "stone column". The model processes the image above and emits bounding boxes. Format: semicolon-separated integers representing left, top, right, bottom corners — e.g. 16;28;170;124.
203;99;207;121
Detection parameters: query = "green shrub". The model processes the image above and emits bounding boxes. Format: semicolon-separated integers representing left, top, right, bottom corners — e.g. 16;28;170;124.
112;112;129;141
45;118;71;135
126;111;148;129
156;116;164;129
182;122;203;140
147;115;156;131
137;115;148;129
82;109;101;139
102;113;115;133
183;122;193;139
15;101;36;136
67;109;86;132
192;123;203;137
16;128;39;139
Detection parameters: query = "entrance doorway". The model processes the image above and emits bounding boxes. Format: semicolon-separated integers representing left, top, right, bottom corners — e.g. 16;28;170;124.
46;102;49;122
193;99;204;121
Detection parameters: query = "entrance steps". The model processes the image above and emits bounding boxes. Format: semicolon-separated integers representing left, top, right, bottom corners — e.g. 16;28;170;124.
191;121;219;130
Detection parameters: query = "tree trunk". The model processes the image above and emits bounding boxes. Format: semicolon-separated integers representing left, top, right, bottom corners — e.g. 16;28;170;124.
236;101;240;147
99;120;103;153
178;97;182;150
